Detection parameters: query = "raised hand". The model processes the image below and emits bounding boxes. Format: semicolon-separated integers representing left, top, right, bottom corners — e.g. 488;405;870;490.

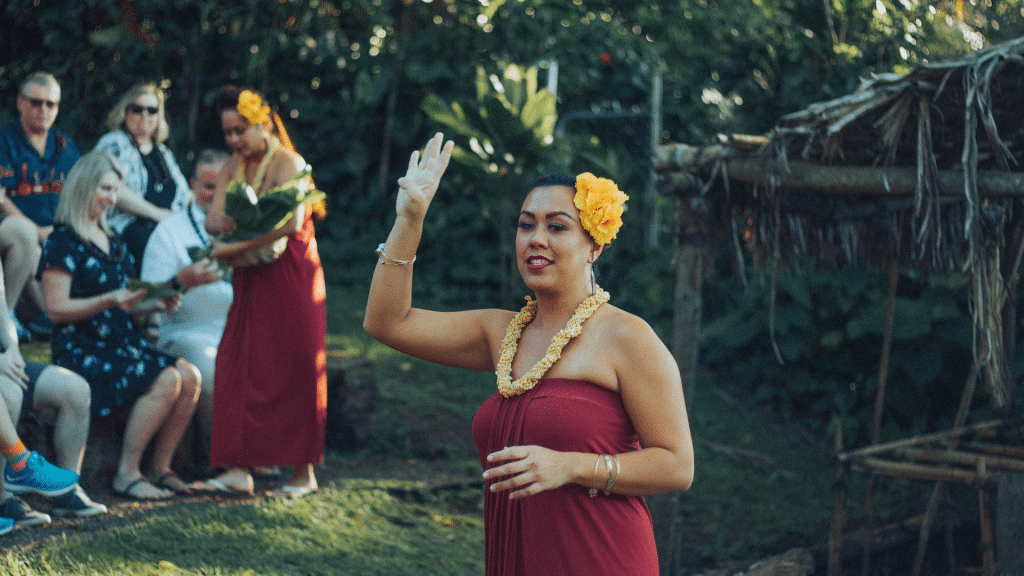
395;132;454;221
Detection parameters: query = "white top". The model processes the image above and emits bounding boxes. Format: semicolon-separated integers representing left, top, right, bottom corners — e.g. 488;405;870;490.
94;130;192;233
140;203;233;349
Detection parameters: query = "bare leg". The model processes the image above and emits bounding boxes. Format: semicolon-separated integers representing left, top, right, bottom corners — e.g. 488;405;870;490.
149;358;200;480
283;463;317;489
32;366;91;473
0;378;22;503
113;366;184;499
0;216;41;312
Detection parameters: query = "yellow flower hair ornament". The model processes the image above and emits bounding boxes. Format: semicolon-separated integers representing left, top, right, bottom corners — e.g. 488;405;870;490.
574;172;629;246
237;90;271;125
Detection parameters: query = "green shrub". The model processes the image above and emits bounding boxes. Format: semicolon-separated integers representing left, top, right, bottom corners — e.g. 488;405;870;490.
700;265;982;446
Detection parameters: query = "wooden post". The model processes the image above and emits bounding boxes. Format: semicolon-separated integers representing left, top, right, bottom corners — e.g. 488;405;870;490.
829;423;846;576
652;194;709;573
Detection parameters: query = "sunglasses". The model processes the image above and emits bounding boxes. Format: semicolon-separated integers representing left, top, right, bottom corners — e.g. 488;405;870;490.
127;104;159;115
23;97;59;110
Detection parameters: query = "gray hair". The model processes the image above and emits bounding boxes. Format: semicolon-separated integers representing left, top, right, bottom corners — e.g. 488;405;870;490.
192;148;229;180
104;83;170;143
55;150;124;239
19;72;61;100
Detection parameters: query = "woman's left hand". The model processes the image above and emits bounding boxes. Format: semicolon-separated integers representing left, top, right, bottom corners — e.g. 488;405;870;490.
177;258;223;288
205;212;237;236
156;292;184;313
483;445;573;499
208;238;239;261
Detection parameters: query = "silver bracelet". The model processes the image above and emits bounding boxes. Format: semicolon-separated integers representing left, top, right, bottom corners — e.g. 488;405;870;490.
589;454;602;497
376;243;416;265
603;454;614;495
608;455;620;494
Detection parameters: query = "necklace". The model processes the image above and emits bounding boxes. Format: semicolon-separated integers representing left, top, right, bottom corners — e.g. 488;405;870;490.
496;286;610;398
185;202;210;248
236;136;279;192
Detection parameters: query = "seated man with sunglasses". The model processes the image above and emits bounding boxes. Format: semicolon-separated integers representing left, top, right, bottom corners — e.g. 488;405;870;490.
0;71;80;342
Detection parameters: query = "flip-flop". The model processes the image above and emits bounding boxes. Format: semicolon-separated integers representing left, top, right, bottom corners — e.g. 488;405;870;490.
267;484;318;499
113;477;173;501
191;477;254;496
154;472;192;495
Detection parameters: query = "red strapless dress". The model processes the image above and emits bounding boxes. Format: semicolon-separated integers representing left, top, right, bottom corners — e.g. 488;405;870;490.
211;217;327;467
472;378;659;576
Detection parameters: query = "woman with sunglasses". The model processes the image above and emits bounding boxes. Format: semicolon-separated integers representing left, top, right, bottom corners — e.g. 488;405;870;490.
94;83;191;269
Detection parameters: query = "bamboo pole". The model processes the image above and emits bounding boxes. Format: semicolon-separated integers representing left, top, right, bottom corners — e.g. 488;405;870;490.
837;420;1011;462
861;251;900;576
850;457;992;485
912;483;945;576
653;146;1024;198
961;442;1024;459
892;448;1024;473
978;460;996;571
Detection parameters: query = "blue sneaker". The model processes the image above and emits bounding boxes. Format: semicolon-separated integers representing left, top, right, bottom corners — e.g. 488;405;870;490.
4;452;78;497
51;485;107;518
0;517;13;536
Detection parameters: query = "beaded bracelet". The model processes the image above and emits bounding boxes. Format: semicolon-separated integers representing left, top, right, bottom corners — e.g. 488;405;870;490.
376;243;416;266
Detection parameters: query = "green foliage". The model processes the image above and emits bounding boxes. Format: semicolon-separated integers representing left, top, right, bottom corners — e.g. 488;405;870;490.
4;0;1022;327
701;266;978;445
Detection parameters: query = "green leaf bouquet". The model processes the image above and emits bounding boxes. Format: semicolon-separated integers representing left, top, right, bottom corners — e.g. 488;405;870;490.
221;167;325;242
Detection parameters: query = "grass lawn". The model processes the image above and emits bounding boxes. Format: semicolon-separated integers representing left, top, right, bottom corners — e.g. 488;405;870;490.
3;284;914;575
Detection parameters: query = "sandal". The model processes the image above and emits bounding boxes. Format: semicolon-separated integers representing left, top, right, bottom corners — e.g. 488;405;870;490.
113;477;173;501
154;472;192;495
267;483;318;499
190;470;254;495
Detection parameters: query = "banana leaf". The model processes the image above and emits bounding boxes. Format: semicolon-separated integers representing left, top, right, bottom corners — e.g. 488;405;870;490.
127;279;180;299
222;168;325;242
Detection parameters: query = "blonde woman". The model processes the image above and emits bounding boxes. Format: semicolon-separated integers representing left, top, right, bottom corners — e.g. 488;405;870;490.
38;150;218;500
364;133;694;575
94;83;191;267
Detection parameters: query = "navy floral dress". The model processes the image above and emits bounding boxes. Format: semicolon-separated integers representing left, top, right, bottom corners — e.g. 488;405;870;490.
38;224;177;417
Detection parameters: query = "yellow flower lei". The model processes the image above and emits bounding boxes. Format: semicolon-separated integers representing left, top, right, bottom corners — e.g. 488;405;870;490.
574;173;629;246
237;90;271;125
496;287;610;398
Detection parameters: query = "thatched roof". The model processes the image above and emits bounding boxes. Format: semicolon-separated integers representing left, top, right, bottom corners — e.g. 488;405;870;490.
655;36;1024;412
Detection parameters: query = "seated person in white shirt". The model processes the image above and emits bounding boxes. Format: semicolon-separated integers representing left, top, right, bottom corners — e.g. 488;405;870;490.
140;149;232;474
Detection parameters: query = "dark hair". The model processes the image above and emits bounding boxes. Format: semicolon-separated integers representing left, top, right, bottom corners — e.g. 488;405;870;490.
528;175;575;193
215;85;241;113
215;85;268;115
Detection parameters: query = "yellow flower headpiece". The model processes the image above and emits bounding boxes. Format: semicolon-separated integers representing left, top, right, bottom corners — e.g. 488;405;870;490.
574;172;628;246
237;90;271;125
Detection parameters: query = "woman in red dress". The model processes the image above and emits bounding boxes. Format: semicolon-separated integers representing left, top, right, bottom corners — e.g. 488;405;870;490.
203;86;326;497
364;133;694;575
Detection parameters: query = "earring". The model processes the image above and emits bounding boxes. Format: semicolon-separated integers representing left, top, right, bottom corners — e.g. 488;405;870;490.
590;266;596;295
